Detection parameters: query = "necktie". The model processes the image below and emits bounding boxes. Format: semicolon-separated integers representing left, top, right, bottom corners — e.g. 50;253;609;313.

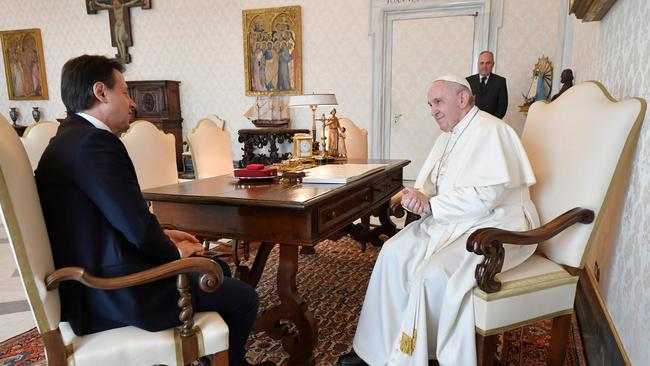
481;76;487;86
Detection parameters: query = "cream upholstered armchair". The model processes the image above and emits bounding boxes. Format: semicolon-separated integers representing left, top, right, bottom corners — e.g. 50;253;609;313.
120;120;179;190
467;81;645;365
200;114;226;130
20;120;60;171
338;117;368;160
186;119;250;261
187;118;234;179
0;116;230;366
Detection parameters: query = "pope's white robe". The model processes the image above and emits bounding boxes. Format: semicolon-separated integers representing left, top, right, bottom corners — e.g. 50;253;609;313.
353;107;539;366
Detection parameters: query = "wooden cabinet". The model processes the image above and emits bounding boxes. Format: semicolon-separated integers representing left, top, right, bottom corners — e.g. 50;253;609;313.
127;80;183;169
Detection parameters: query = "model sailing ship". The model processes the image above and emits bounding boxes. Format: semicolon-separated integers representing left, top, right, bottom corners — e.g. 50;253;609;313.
244;95;290;127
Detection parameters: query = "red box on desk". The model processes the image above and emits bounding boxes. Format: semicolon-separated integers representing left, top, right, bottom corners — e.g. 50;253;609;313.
234;164;277;178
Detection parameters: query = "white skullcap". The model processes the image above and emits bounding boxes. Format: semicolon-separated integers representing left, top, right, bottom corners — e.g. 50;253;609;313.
434;74;471;91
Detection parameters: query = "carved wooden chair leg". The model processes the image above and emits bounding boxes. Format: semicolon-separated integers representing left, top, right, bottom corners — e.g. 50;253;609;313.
359;214;370;252
476;333;498;366
210;350;228;366
232;240;241;265
548;313;572;366
242;240;250;261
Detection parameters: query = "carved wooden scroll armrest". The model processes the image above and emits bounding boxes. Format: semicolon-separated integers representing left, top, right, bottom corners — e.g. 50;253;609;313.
45;257;224;340
466;207;594;293
45;257;223;293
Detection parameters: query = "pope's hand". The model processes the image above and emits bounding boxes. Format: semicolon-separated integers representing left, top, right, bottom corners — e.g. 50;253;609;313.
400;187;432;215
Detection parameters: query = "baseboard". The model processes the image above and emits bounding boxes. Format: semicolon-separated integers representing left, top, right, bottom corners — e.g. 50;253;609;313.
574;266;630;365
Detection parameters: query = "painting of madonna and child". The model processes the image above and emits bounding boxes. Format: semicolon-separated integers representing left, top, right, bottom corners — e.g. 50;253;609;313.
243;5;302;96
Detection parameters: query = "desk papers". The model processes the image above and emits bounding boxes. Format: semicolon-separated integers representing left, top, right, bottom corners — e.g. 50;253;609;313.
302;164;387;184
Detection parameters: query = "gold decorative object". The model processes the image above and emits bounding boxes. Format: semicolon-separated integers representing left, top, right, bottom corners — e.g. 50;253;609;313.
292;133;313;158
569;0;617;22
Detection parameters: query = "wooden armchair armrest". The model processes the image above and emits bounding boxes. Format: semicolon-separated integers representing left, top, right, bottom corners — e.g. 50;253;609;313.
388;200;420;226
45;257;223;293
466;207;594;293
45;257;224;340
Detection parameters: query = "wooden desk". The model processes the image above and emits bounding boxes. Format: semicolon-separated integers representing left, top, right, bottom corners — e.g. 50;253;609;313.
142;159;409;365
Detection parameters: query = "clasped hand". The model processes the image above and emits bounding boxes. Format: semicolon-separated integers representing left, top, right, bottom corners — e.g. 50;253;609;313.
164;229;204;258
400;187;432;215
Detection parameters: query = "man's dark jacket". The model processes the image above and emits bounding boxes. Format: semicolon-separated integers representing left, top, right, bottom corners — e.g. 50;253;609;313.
466;73;509;119
35;114;183;335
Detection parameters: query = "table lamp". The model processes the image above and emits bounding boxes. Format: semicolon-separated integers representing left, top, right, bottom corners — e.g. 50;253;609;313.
289;93;337;153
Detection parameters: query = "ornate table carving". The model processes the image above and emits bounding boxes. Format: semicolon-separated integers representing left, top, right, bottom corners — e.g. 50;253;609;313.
238;128;310;167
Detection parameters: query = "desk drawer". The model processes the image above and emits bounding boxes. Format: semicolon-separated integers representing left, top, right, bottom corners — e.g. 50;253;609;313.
372;171;403;203
319;187;372;232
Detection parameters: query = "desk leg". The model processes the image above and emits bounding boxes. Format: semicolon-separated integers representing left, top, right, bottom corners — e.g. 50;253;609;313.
254;244;317;366
238;242;274;287
348;200;398;246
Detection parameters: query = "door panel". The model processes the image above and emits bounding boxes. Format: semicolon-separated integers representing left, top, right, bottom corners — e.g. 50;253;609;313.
389;15;474;180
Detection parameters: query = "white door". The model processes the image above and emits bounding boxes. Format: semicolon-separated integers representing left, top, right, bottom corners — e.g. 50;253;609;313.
389;15;475;181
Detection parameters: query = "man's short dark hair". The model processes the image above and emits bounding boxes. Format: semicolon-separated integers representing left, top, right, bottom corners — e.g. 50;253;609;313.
60;55;125;114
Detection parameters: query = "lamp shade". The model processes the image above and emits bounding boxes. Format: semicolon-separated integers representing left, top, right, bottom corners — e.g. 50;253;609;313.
289;93;337;107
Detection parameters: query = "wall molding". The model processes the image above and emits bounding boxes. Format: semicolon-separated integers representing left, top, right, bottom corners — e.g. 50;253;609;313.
369;0;494;158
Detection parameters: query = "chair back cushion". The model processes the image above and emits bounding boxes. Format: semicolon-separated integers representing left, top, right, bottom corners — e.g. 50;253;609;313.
120;120;178;190
199;114;226;130
187;119;234;179
20;121;60;171
522;81;645;267
338;117;368;160
0;116;60;332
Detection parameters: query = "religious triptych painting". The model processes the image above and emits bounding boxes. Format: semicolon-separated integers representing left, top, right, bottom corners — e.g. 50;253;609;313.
242;5;302;96
0;28;49;100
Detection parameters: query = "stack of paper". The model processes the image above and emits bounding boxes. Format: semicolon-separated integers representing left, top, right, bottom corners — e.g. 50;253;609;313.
302;164;387;184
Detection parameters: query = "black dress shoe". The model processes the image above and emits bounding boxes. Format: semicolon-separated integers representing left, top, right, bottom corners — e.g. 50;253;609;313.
337;350;369;366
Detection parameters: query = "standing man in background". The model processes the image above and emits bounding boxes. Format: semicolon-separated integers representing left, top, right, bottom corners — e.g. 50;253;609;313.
466;51;508;119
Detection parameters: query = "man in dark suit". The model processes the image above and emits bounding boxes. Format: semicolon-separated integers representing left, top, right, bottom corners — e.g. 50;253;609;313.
466;51;508;119
35;55;258;366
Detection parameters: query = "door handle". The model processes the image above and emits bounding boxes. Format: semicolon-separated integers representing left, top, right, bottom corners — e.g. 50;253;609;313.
393;113;403;124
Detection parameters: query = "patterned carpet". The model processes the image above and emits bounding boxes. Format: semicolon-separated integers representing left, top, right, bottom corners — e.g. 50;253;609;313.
0;236;586;366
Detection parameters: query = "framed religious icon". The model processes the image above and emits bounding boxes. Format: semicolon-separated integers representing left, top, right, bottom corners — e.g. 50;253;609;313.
0;28;49;100
293;133;313;158
242;5;302;96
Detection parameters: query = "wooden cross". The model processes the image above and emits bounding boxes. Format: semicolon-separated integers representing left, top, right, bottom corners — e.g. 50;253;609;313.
86;0;152;64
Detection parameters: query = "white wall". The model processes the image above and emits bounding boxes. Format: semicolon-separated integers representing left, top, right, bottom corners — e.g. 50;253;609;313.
0;0;373;159
496;0;561;135
570;0;650;364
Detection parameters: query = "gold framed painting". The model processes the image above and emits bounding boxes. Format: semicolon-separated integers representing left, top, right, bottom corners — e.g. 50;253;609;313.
0;28;49;100
242;5;302;96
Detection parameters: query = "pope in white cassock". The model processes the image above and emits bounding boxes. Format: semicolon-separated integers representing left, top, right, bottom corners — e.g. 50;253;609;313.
337;75;540;366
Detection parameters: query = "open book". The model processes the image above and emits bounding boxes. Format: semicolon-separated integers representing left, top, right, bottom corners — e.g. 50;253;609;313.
301;163;387;184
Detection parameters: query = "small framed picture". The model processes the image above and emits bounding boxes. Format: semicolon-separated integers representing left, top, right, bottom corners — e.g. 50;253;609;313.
0;28;48;100
293;133;313;158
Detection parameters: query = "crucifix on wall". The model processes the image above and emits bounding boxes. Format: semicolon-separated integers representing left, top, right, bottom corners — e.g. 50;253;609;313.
86;0;151;64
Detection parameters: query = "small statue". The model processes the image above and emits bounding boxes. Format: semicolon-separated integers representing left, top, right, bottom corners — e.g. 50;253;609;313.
338;126;347;158
326;108;341;157
552;69;574;101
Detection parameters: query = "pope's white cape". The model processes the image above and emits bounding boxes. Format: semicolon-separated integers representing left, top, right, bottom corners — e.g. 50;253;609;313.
353;107;539;366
